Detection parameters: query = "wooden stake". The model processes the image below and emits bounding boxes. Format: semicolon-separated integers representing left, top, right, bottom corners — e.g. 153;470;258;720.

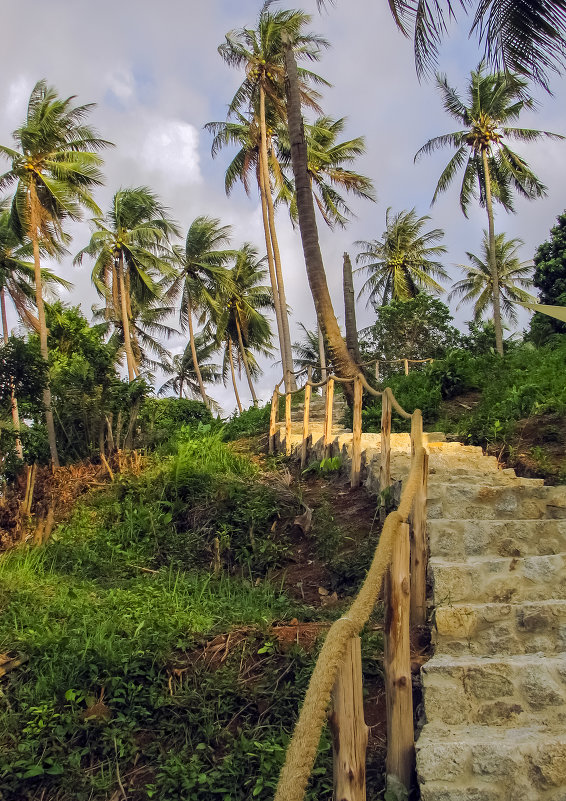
301;379;312;469
269;390;278;454
285;390;292;456
351;375;363;488
330;636;368;801
404;359;409;376
323;377;334;458
384;521;414;794
379;392;391;493
410;449;428;628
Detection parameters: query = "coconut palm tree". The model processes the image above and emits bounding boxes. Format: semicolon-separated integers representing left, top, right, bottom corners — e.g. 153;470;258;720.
217;2;328;390
415;65;563;354
450;231;535;326
75;187;179;381
211;244;274;407
159;333;222;405
356;208;448;307
167;216;234;409
0;80;111;465
277;115;375;229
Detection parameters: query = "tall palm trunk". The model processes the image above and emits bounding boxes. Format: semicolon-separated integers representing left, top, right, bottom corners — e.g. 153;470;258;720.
111;261;120;318
227;337;242;413
30;185;60;466
343;252;361;364
117;253;136;381
282;38;357;397
318;316;327;398
482;148;504;356
1;287;23;460
186;293;209;408
258;156;288;384
259;85;295;391
234;313;258;406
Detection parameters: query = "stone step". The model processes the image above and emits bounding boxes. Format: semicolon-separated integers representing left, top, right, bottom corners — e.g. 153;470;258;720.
421;653;566;728
428;482;566;520
433;600;566;655
427;518;566;559
430;553;566;604
416;723;566;800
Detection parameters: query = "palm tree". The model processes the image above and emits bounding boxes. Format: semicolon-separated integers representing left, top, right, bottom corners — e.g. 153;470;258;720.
415;65;563;354
0;80;111;466
356;208;447;307
211;244;274;407
0;207;70;459
75;187;179;381
277;115;375;229
217;2;328;390
167;216;234;408
159;333;222;405
450;231;535;326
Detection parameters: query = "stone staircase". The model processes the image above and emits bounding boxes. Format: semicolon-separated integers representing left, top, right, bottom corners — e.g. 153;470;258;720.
277;417;566;800
416;449;566;801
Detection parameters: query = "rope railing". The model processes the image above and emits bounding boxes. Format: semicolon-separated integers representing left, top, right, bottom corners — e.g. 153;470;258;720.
268;368;430;801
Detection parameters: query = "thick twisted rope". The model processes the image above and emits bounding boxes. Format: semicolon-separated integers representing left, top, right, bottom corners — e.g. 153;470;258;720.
274;440;426;801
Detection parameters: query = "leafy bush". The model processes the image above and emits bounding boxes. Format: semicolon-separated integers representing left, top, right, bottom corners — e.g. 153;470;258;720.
222;404;271;441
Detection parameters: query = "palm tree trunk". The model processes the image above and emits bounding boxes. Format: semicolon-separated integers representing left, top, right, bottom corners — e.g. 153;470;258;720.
186;293;209;407
179;377;184;399
227;337;242;413
343;252;361;363
111;260;120;318
282;38;357;396
234;313;258;406
482;148;504;356
258;155;288;385
318;316;327;398
117;254;136;381
1;287;24;460
29;185;60;467
259;85;295;391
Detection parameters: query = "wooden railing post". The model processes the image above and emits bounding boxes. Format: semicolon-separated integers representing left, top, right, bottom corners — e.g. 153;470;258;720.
301;368;312;469
269;390;278;454
379;390;391;493
330;636;368;801
404;359;409;376
384;521;414;795
285;384;292;457
323;377;334;458
410;413;428;628
350;375;363;488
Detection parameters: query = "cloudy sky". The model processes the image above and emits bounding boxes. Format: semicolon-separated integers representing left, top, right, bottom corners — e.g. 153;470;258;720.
2;0;565;413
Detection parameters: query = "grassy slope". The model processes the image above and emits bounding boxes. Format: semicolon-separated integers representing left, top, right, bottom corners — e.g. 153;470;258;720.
0;427;384;801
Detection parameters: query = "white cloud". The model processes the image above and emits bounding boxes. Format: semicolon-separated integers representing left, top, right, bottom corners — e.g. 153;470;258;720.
106;68;135;102
5;76;32;123
140;119;202;185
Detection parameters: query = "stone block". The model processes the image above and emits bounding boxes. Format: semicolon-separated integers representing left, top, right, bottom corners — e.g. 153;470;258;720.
521;667;565;709
464;668;514;701
416;742;469;781
435;606;477;638
529;743;566;789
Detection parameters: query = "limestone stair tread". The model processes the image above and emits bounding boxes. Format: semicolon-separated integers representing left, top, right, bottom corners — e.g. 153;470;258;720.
428;518;566;557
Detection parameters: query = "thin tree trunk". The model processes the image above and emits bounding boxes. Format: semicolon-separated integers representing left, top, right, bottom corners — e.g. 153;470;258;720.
179;377;184;399
283;38;357;398
343;252;361;364
258;157;288;386
227;337;242;413
125;271;141;376
1;287;24;460
111;259;120;318
259;85;296;391
29;186;59;467
235;313;258;406
318;316;327;398
117;254;136;381
186;293;209;407
482;148;504;356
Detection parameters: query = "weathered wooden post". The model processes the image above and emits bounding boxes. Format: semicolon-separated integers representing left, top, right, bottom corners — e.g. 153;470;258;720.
410;412;428;628
350;375;363;488
323;377;335;458
404;359;409;376
384;520;414;796
330;636;368;801
301;368;312;469
379;390;391;493
269;389;278;454
285;375;292;457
